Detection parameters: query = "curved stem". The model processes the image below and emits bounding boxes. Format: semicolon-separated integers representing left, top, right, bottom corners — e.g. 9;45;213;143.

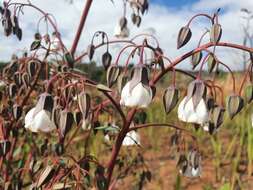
128;123;195;139
152;42;253;85
187;13;214;27
75;40;135;62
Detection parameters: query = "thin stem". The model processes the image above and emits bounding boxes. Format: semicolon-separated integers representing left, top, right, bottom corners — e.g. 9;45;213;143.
128;123;195;139
187;13;214;27
152;42;253;85
70;0;93;57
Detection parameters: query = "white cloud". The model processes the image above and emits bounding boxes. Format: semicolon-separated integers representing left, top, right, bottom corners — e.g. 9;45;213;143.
0;0;252;70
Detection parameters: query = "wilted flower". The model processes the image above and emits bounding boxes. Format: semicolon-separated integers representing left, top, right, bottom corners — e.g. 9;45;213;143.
177;97;208;125
24;93;56;133
114;17;130;38
120;65;153;108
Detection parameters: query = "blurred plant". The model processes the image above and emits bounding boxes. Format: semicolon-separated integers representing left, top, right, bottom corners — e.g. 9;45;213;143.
0;0;253;189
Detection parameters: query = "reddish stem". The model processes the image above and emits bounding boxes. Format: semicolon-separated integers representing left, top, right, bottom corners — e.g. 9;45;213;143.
106;108;137;185
70;0;93;57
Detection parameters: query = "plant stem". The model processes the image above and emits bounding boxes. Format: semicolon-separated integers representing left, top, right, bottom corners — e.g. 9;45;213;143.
106;108;136;186
70;0;93;58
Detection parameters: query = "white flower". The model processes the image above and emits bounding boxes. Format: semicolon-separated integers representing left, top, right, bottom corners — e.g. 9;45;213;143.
114;24;129;38
178;97;208;125
25;107;56;133
120;82;152;108
122;130;140;146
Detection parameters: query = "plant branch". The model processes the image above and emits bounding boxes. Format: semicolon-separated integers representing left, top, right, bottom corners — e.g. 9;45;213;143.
70;0;93;57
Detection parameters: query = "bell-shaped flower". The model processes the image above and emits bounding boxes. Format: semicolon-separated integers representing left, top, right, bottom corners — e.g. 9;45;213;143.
24;93;56;133
120;65;153;108
114;17;130;38
25;107;56;133
178;97;208;125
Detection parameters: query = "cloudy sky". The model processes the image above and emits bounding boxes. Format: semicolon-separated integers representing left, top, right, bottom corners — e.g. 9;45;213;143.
0;0;253;70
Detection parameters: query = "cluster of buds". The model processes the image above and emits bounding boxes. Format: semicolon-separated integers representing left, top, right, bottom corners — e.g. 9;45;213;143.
114;0;149;38
0;2;22;40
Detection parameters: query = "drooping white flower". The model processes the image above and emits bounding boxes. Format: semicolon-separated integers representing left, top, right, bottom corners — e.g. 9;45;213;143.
120;65;153;108
25;107;56;133
122;130;141;146
24;93;56;133
178;97;208;125
120;82;152;108
114;22;129;38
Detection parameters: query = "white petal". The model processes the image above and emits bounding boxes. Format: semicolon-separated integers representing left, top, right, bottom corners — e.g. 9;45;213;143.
122;131;140;146
178;97;187;122
24;107;36;131
178;97;208;125
104;134;110;141
191;167;201;177
120;83;152;108
120;81;131;106
32;110;56;133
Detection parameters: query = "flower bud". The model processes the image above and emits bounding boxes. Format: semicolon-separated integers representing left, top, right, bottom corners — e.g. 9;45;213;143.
106;65;121;88
244;84;253;104
207;53;217;73
13;104;22;121
163;86;180;114
210;23;222;44
87;44;95;61
0;140;11;156
102;51;112;70
227;95;244;119
177;26;192;49
78;91;91;119
191;51;202;70
59;109;74;138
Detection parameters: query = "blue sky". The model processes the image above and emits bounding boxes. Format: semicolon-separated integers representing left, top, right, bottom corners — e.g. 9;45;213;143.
152;0;197;8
